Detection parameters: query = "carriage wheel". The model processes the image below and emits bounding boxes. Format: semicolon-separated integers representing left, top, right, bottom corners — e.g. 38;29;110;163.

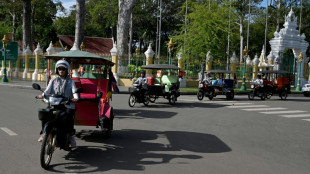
280;90;287;100
169;92;177;105
149;95;156;103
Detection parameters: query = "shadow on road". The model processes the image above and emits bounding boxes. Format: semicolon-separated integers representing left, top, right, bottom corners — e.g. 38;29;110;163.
115;109;178;119
49;129;231;173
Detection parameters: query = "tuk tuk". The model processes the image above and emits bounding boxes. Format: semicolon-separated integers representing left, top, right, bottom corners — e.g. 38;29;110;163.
141;64;181;105
248;70;291;100
45;50;115;137
197;70;235;100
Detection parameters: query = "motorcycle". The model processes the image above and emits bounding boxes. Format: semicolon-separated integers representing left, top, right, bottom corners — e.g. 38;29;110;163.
128;84;150;107
197;82;215;100
32;83;82;169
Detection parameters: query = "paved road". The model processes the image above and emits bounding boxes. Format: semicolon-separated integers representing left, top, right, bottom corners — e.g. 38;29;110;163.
1;85;310;174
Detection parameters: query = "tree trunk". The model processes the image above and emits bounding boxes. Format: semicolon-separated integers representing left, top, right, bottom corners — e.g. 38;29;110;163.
117;0;138;56
12;13;16;41
128;12;133;58
73;0;85;50
22;0;32;50
239;17;244;63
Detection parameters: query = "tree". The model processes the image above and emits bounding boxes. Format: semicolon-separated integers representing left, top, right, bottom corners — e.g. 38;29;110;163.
73;0;85;50
117;0;138;56
173;1;237;64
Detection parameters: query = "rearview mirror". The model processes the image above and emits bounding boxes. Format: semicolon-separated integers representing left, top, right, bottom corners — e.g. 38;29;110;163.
32;83;41;90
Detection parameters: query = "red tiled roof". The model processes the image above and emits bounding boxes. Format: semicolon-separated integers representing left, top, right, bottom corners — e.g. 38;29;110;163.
58;35;113;55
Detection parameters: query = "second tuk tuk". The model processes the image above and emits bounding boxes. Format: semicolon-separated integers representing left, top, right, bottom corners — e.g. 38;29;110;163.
197;70;236;100
248;70;291;100
142;64;181;105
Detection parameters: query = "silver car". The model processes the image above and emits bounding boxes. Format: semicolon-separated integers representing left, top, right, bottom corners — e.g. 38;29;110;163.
301;84;310;97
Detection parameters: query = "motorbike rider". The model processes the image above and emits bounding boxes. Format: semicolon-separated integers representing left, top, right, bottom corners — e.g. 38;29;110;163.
133;70;148;96
202;73;213;85
253;74;263;86
36;59;79;147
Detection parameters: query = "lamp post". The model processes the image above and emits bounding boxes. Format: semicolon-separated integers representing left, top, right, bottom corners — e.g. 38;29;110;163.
296;52;303;91
240;46;248;90
2;35;9;82
168;38;174;65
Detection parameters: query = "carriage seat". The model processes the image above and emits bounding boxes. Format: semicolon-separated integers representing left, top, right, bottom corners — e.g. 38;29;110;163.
77;79;109;99
162;75;178;92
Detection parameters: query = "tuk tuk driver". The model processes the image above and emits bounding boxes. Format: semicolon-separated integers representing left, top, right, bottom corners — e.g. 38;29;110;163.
133;70;148;88
202;73;213;85
253;74;263;86
37;59;78;147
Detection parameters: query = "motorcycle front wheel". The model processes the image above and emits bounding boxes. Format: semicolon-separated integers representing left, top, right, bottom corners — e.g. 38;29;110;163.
197;90;204;101
128;94;136;107
40;133;54;169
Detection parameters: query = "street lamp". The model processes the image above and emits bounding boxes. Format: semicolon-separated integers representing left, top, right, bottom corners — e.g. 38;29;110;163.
2;35;9;82
296;52;303;91
240;46;248;90
168;38;174;65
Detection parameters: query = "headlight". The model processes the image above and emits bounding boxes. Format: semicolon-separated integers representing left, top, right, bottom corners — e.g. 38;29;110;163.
199;84;203;88
251;85;254;88
49;97;62;105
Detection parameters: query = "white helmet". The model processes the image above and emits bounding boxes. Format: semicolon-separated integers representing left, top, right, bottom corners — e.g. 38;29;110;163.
55;59;70;75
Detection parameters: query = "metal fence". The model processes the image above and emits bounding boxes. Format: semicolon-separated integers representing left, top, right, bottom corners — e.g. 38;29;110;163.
0;54;306;82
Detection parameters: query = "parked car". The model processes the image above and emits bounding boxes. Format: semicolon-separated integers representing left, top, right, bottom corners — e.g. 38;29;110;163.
302;84;310;97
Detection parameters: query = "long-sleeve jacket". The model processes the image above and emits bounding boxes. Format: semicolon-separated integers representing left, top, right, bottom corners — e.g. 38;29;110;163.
43;77;79;109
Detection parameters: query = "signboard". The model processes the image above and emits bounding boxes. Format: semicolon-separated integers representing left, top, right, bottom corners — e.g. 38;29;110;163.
0;42;18;60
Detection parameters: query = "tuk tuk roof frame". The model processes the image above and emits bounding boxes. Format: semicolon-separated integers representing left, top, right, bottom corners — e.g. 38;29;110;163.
44;50;114;66
141;64;179;70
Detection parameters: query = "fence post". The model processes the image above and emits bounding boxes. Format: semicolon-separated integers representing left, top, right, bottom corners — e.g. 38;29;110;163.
308;61;310;82
14;46;23;78
230;52;238;72
267;51;274;70
7;60;12;79
46;42;55;83
0;60;4;76
110;41;119;84
177;50;186;88
144;44;155;76
32;43;43;81
23;45;32;79
206;51;213;71
252;54;259;79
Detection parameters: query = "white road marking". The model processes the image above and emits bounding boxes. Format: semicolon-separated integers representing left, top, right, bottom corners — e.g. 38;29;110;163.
242;107;287;111
280;114;310;118
1;127;18;136
227;105;268;108
260;110;307;114
302;119;310;121
224;102;253;105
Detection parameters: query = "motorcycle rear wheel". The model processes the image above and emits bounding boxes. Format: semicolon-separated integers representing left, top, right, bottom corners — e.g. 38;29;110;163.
248;91;255;100
40;133;54;169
